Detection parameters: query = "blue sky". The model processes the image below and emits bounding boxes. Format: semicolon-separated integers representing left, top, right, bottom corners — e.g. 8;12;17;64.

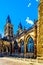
0;0;39;37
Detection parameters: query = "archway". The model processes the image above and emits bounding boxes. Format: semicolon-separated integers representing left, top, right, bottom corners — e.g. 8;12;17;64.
27;37;34;58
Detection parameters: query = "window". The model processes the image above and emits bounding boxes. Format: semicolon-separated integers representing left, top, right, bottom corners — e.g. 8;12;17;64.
27;37;34;53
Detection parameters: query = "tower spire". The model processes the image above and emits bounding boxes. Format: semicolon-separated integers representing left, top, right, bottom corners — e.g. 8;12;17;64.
6;15;11;24
17;22;23;35
18;22;22;30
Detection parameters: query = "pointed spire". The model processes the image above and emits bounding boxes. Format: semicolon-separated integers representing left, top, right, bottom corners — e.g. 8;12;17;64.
18;22;22;29
6;15;11;24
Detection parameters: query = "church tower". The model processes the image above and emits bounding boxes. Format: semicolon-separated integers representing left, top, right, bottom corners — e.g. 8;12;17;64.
17;22;23;35
4;15;14;40
37;0;43;58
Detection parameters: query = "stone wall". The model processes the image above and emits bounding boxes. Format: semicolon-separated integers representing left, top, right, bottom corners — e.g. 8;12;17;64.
37;0;43;58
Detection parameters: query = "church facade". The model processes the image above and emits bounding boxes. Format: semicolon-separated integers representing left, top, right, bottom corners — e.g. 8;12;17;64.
0;0;43;59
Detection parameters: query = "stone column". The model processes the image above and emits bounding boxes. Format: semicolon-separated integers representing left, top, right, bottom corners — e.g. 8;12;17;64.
24;36;27;56
34;23;37;58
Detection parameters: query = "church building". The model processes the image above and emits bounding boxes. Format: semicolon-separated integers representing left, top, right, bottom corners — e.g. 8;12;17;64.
0;0;43;59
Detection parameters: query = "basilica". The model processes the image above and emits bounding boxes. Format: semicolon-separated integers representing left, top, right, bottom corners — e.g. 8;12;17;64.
0;0;43;59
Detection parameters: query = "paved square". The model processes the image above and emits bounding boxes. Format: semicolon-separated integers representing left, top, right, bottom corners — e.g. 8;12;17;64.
0;57;43;65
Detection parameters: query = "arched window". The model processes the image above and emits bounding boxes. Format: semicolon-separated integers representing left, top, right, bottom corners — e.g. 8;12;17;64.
20;40;24;53
27;37;34;53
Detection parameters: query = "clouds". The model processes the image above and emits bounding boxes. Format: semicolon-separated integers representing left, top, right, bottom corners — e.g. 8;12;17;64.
28;3;31;7
26;17;34;25
36;0;39;2
28;0;39;8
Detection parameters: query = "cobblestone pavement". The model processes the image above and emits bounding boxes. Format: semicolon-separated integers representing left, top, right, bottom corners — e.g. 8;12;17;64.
0;57;43;65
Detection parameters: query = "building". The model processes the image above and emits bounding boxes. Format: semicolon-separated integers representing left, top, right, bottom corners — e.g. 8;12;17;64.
4;15;14;40
37;0;43;59
0;0;43;59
